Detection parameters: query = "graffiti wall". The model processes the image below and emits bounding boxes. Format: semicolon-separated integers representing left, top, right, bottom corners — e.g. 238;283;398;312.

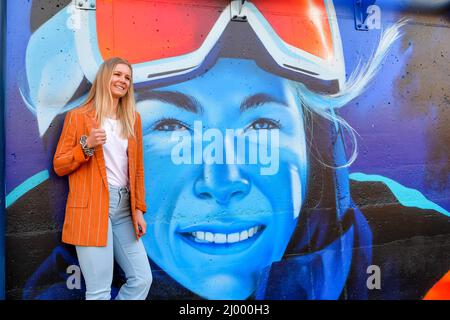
0;0;5;301
4;0;450;299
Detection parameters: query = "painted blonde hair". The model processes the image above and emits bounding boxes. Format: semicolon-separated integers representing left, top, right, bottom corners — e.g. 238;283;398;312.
84;57;136;138
292;19;407;168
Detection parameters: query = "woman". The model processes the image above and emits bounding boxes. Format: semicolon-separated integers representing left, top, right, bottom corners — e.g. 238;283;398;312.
53;57;152;300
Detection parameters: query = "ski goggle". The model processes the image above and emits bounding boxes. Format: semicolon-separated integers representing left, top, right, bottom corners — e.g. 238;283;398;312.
75;0;345;93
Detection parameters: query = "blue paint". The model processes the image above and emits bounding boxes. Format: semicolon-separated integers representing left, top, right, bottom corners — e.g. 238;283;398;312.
349;172;450;216
5;170;49;208
0;0;7;301
21;4;86;135
6;0;44;195
0;0;4;301
138;58;309;299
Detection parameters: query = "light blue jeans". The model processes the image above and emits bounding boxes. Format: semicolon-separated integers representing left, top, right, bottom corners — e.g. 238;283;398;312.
76;184;152;300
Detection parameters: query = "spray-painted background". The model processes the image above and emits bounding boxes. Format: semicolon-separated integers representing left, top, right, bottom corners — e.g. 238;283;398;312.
4;0;450;299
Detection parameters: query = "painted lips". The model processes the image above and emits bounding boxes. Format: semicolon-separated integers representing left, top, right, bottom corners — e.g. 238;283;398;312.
189;225;263;244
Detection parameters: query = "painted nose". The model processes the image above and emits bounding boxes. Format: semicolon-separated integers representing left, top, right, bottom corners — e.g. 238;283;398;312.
194;164;250;205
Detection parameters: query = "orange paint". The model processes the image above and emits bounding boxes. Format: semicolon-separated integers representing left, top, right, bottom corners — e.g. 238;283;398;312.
424;270;450;300
252;0;334;60
96;0;333;63
96;0;227;63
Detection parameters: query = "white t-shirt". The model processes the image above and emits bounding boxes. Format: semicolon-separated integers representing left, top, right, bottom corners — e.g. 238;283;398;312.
102;117;129;187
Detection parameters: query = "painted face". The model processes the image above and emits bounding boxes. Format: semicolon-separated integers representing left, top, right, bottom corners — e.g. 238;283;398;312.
136;58;308;299
110;63;131;99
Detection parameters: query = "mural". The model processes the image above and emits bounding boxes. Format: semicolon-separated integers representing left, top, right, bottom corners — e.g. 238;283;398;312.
0;0;4;301
5;0;450;300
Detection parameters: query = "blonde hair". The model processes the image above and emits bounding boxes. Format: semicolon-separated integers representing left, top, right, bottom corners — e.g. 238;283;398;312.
84;57;136;138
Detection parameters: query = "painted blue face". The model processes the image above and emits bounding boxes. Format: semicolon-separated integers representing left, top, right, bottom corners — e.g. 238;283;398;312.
136;58;308;299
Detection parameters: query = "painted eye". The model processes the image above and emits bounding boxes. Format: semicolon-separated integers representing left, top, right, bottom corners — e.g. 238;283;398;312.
248;118;280;131
153;119;189;131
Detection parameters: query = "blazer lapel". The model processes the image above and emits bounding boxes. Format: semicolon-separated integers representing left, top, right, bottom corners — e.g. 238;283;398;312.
85;107;109;190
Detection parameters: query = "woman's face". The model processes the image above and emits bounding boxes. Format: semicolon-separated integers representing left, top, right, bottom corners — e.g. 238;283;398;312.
110;63;131;99
136;58;308;299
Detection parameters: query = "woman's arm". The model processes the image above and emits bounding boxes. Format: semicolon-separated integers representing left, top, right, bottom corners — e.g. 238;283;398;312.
135;112;147;213
53;111;90;176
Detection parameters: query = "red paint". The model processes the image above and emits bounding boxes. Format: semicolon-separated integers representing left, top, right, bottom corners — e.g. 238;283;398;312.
424;270;450;300
96;0;333;63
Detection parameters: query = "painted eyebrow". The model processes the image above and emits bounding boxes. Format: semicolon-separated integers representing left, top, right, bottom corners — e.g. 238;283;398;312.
135;90;203;114
240;93;289;113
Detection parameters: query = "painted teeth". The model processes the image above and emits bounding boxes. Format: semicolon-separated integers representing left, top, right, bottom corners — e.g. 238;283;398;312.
190;226;262;244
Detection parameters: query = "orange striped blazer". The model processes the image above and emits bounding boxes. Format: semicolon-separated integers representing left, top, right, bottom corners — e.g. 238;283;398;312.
53;103;147;247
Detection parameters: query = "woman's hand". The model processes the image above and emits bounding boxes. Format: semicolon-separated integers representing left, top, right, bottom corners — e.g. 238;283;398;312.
86;118;106;148
135;209;146;239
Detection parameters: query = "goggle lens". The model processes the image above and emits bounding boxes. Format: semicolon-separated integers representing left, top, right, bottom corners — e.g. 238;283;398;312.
96;0;229;64
251;0;334;60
